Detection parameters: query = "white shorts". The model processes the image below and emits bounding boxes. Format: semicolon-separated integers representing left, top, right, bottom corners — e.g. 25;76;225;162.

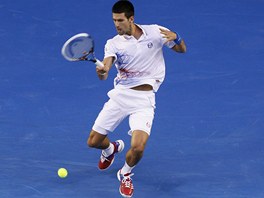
92;88;156;136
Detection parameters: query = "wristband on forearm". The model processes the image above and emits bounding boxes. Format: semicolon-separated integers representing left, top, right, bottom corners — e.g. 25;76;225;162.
174;32;182;45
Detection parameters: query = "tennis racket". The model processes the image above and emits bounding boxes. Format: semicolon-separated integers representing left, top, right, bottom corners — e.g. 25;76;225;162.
61;33;104;68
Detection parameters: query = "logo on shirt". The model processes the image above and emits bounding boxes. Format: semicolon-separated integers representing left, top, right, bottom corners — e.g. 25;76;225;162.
147;42;153;48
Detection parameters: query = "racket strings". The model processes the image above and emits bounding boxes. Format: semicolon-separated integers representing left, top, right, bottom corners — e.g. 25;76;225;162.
62;34;95;61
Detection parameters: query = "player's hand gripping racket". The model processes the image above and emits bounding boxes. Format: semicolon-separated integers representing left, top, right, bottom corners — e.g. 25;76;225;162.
61;33;104;68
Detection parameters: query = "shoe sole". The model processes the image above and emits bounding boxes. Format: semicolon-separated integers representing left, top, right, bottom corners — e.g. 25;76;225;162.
117;169;121;181
116;139;125;153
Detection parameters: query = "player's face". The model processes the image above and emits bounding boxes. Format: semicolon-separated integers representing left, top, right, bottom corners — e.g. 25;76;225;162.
113;13;133;35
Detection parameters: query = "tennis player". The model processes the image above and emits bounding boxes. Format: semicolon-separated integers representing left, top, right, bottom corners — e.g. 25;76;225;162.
87;0;186;197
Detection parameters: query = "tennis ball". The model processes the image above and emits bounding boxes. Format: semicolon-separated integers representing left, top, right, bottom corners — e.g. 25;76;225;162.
58;168;68;178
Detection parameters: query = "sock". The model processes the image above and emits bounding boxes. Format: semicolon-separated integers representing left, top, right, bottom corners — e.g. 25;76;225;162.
102;143;114;157
120;162;135;175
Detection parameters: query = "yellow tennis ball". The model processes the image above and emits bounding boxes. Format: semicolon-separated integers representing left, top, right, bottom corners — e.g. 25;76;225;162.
58;168;68;178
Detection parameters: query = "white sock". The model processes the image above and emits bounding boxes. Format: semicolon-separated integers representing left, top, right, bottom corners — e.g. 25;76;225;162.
102;143;114;157
120;162;135;175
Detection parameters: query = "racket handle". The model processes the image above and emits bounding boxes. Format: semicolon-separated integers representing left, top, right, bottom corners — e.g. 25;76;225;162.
95;59;104;68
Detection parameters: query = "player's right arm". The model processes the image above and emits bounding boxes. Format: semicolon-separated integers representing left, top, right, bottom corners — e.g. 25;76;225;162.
96;56;115;80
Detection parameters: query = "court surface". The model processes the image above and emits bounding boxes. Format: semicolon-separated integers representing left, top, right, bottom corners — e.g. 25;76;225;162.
1;0;264;197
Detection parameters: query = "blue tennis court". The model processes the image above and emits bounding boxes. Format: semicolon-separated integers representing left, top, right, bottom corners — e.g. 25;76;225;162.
1;0;264;197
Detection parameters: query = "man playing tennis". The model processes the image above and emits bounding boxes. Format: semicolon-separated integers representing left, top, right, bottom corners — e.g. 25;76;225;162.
87;0;186;197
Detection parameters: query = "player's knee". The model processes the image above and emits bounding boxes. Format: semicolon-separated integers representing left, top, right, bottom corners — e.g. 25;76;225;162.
87;134;98;148
131;144;145;155
87;137;93;147
87;130;106;148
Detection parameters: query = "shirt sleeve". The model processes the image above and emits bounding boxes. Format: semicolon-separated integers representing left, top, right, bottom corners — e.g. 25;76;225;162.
104;40;117;62
157;25;176;48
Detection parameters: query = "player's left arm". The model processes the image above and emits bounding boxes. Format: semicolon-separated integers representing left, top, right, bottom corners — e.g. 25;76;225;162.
160;28;187;53
171;39;186;53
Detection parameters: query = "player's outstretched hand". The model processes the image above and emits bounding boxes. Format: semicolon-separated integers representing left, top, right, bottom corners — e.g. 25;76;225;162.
159;28;177;43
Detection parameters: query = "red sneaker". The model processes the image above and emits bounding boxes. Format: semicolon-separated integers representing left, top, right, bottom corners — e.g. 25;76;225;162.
98;140;124;170
117;170;134;198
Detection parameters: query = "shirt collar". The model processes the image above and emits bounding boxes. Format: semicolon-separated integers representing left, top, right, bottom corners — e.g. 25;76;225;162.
123;24;146;40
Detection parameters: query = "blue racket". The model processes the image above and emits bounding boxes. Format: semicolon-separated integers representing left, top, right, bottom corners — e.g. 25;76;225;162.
61;33;103;67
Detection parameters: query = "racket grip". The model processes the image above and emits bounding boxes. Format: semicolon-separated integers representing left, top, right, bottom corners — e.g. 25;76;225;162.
95;59;104;68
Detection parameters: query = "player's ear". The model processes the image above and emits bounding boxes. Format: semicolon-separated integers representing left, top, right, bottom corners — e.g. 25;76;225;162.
129;16;134;23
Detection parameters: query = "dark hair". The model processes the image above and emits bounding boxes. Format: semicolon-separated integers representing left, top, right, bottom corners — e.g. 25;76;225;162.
112;0;134;19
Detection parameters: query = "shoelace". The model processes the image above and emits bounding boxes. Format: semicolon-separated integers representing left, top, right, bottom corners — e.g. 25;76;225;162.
122;173;134;188
100;154;112;162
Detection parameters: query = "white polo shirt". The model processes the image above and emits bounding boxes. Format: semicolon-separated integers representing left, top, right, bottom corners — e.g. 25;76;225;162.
104;24;175;92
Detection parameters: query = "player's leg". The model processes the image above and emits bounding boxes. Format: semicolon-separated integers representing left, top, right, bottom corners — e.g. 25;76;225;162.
122;105;154;172
117;130;149;197
87;93;127;170
126;130;149;167
117;90;155;197
117;113;153;197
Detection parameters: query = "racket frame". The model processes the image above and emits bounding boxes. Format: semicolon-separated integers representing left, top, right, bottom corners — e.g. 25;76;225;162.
61;33;104;67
